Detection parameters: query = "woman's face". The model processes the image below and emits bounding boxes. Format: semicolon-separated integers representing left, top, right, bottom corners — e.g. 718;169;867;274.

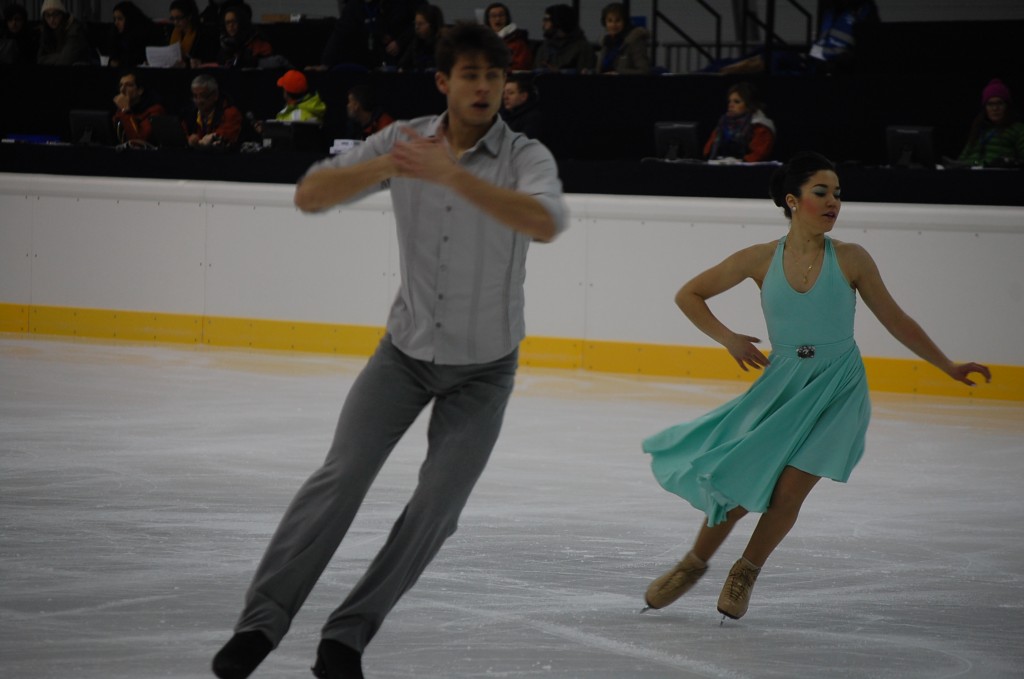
114;10;126;33
487;7;508;32
790;170;841;230
604;12;625;37
985;97;1008;125
414;13;431;39
43;9;64;30
726;92;748;116
169;8;190;30
223;11;239;37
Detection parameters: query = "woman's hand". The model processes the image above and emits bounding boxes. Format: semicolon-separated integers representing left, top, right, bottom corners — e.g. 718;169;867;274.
945;362;991;387
724;333;770;371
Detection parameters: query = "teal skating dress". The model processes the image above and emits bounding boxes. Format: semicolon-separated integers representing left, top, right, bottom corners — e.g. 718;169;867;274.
643;235;871;526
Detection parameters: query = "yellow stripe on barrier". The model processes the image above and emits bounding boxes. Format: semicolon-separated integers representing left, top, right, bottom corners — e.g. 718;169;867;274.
2;304;1020;401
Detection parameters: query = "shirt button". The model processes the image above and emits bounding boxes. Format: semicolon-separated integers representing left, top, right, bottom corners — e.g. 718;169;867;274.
443;236;449;242
445;205;452;212
438;293;444;299
435;322;442;328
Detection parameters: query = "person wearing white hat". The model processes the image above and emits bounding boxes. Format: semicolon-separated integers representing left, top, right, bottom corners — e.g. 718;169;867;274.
38;0;96;64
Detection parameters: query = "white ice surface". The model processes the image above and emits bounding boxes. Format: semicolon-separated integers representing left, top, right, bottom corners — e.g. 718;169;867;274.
1;336;1022;678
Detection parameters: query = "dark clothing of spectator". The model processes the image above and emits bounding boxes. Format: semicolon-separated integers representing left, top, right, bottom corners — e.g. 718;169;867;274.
501;98;542;139
217;26;272;68
107;16;164;66
321;0;417;70
0;16;37;64
597;25;650;74
535;28;594;72
38;15;96;65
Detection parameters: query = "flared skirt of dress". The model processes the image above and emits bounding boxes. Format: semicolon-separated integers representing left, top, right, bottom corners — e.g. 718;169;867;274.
643;346;871;526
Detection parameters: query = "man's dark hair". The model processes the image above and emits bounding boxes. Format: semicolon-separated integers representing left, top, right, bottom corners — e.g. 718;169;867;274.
348;84;376;112
545;4;578;35
508;72;538;101
435;20;510;74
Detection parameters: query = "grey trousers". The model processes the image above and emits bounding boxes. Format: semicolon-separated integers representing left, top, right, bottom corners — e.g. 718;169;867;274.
234;335;518;652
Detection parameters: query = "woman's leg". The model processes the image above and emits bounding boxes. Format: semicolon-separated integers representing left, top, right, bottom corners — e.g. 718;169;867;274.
691;505;749;562
742;465;821;567
716;466;821;619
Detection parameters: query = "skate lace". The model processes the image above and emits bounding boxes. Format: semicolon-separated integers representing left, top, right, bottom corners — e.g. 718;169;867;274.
724;566;758;602
655;562;706;596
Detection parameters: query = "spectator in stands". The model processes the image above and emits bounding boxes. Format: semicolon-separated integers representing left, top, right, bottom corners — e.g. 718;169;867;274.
596;2;650;75
37;0;97;65
271;70;326;124
535;4;594;73
107;2;163;67
320;0;418;71
807;0;879;73
346;84;395;139
185;73;242;147
168;0;216;67
398;3;444;72
216;2;273;68
112;70;166;143
958;78;1024;167
0;3;37;64
712;0;879;76
501;72;542;138
484;2;532;71
199;0;227;26
703;81;775;162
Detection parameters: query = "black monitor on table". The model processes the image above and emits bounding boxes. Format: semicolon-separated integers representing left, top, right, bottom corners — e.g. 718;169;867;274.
886;125;937;168
654;121;701;161
261;120;324;152
68;109;116;145
149;115;189;148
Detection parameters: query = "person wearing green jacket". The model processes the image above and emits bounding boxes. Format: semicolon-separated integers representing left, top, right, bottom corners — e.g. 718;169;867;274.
958;78;1024;167
273;69;327;124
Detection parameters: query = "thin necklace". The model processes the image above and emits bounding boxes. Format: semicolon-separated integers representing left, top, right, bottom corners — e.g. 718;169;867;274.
788;242;823;286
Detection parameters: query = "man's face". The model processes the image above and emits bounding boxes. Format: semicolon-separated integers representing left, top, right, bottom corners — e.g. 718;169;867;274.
223;11;239;38
502;82;527;110
542;13;554;39
192;86;216;114
346;93;363;121
487;7;508;32
119;75;142;106
436;52;505;129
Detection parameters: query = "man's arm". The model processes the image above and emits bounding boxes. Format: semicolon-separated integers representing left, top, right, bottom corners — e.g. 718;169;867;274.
390;129;561;242
293;154;396;213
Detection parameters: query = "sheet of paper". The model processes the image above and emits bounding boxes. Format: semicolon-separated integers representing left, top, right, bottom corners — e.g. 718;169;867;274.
145;44;181;68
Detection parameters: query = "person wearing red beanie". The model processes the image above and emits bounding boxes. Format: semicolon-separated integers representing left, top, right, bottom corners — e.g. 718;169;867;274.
958;78;1024;167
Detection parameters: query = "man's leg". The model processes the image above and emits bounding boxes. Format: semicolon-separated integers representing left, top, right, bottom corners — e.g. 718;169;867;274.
320;350;518;652
230;337;434;646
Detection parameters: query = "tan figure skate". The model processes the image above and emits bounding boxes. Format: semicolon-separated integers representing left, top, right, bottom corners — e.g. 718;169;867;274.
717;557;761;621
642;551;708;611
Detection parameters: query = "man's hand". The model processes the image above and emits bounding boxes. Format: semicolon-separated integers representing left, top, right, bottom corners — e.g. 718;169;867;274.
113;93;130;111
390;127;458;184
